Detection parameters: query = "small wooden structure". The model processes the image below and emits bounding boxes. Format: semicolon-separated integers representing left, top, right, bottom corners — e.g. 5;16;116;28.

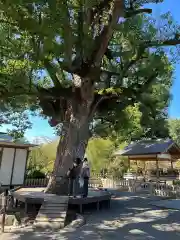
0;140;35;188
114;139;180;181
12;188;111;214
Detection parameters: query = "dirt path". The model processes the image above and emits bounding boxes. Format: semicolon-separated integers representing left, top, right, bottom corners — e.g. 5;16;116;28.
1;192;180;240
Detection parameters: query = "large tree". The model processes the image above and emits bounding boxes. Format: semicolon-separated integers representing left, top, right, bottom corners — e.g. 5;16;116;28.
0;0;179;194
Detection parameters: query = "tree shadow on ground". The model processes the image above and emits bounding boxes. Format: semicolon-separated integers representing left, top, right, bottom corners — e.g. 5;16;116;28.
1;192;180;240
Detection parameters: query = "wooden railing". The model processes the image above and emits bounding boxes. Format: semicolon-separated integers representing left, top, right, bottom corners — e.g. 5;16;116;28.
24;178;48;187
24;177;124;189
23;177;143;190
24;177;105;189
24;177;180;198
150;182;180;198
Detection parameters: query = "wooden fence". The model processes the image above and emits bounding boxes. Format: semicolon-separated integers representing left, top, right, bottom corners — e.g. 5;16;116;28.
24;178;49;187
24;177;180;198
24;177;130;189
24;177;125;188
150;182;180;198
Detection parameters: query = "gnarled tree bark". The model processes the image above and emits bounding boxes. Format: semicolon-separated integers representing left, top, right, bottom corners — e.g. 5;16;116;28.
45;121;90;194
45;75;95;195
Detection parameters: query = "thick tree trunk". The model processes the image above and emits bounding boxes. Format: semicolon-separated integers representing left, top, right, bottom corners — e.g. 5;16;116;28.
45;120;90;195
45;75;95;195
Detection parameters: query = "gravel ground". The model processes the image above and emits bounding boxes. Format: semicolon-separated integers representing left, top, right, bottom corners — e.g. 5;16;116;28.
1;191;180;240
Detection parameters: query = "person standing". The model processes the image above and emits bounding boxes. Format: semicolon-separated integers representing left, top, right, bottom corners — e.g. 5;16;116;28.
81;158;90;198
67;158;82;197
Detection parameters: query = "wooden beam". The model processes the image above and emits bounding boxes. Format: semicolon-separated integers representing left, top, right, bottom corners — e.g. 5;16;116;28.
143;161;146;177
136;160;138;175
0;148;4;169
129;158;178;162
124;154;157;159
128;157;130;170
23;150;30;186
171;160;173;169
156;156;159;181
129;158;157;161
10;148;16;187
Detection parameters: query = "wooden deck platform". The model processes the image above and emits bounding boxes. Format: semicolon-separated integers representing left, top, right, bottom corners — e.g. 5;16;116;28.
11;187;111;213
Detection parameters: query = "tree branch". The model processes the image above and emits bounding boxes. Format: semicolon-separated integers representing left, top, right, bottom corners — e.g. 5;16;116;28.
0;86;73;101
43;59;62;87
110;36;180;60
101;69;120;77
144;38;180;47
89;5;155;67
92;0;125;66
100;46;146;84
94;71;158;113
120;46;146;79
134;71;158;96
125;8;152;18
62;0;73;67
90;0;112;23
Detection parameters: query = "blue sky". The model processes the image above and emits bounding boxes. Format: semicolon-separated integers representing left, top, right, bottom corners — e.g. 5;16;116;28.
0;0;180;139
147;0;180;118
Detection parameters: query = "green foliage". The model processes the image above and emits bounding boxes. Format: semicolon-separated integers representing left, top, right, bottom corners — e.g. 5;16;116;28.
93;104;143;143
28;137;129;178
94;14;174;140
27;141;58;174
105;142;129;178
86;138;115;173
173;180;180;186
168;119;180;145
7;112;32;140
0;106;32;140
0;0;179;149
26;169;46;179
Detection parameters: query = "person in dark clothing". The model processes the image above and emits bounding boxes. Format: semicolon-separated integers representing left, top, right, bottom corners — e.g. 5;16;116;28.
67;164;76;197
81;158;90;198
67;158;82;197
75;157;82;166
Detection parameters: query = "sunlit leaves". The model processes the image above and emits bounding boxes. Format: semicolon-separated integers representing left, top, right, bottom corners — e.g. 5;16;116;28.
86;137;115;172
168;119;180;146
0;0;179;142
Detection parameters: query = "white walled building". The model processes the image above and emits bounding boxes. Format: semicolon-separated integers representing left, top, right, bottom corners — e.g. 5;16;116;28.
0;133;35;188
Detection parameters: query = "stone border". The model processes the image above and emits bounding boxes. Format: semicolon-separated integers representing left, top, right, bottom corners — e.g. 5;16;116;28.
0;223;30;233
64;214;86;229
1;214;86;233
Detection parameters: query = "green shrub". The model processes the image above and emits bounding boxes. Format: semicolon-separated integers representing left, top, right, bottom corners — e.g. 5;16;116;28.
26;169;46;179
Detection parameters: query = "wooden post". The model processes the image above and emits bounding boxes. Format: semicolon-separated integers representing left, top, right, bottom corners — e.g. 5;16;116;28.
97;201;100;211
149;182;153;196
156;158;159;181
80;204;83;214
25;202;28;214
136;160;138;179
143;161;146;179
128;157;130;170
171;160;173;169
1;190;8;233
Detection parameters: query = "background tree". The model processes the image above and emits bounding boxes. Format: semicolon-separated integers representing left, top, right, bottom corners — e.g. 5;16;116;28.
0;102;32;140
86;137;115;173
28;138;128;178
92;60;172;143
168;119;180;145
0;0;179;194
27;140;58;175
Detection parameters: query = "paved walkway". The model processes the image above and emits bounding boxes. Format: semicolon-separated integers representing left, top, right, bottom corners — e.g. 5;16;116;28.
1;192;180;239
